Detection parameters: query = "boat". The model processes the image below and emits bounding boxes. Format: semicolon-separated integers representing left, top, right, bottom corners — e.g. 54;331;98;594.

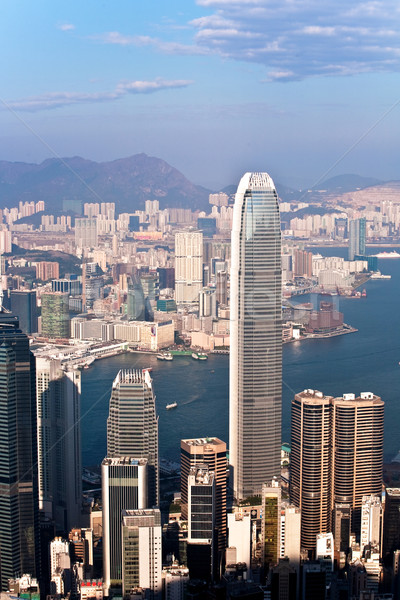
164;352;173;361
198;353;208;360
192;353;199;360
370;271;391;279
361;289;367;297
166;402;177;410
372;251;400;258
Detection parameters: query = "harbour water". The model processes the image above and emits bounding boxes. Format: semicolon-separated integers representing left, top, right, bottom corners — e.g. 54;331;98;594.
81;246;400;467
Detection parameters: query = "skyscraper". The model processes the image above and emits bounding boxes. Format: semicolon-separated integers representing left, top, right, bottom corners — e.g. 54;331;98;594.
10;290;38;334
348;217;366;260
36;356;82;532
230;172;282;500
332;392;384;531
290;389;384;550
180;437;227;552
290;389;333;550
0;314;39;589
107;369;159;506
121;509;162;599
102;457;148;593
175;230;203;304
41;292;70;339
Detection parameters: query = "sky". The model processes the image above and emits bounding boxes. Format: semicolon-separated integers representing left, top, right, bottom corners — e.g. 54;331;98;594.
1;0;400;189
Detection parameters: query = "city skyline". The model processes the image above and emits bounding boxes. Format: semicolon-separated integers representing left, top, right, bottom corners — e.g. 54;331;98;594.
2;1;400;189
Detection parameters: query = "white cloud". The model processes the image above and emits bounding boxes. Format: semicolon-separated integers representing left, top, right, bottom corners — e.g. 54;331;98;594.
117;78;194;94
87;1;400;81
58;23;75;31
6;79;194;112
187;0;400;80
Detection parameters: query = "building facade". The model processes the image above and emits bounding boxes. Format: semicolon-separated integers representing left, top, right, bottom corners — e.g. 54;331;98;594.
107;369;159;507
175;231;203;304
102;457;148;593
10;290;38;334
290;389;333;550
180;438;227;552
0;315;39;589
36;357;82;532
121;509;162;599
291;389;384;550
41;292;70;339
230;172;282;500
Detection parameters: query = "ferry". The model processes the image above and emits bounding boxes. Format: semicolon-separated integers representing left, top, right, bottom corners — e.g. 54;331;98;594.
157;354;165;361
166;402;177;410
198;353;208;360
370;271;391;279
372;251;400;258
192;353;199;360
164;352;173;361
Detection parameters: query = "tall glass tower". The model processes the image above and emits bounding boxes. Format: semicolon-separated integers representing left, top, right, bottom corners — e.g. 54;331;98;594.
107;369;159;506
0;314;39;589
230;172;282;501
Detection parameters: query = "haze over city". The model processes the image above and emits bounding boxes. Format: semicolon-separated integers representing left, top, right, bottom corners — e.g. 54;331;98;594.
2;0;400;189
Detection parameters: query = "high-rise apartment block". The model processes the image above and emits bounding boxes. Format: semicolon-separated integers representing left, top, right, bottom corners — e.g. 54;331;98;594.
121;509;162;599
293;249;313;278
230;172;282;500
175;231;203;304
348;217;366;260
102;457;148;593
181;437;227;551
290;389;384;550
107;369;159;506
0;314;39;589
41;292;70;338
36;357;82;531
75;217;98;250
36;261;60;281
216;270;228;306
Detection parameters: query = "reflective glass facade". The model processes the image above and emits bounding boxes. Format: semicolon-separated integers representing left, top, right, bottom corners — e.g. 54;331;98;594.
230;173;282;500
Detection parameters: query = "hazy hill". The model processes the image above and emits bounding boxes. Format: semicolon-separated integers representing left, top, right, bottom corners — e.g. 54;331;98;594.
0;154;211;213
314;174;383;193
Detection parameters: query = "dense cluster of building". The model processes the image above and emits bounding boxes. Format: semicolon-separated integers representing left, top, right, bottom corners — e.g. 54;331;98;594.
0;173;398;600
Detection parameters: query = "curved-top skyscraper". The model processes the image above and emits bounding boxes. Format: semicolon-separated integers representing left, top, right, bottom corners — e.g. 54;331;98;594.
230;172;282;501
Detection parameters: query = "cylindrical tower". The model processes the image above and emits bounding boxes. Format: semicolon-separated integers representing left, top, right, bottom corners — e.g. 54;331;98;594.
290;389;333;550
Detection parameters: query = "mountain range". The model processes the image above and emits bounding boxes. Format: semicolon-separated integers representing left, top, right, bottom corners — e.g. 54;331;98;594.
0;154;211;214
0;154;398;215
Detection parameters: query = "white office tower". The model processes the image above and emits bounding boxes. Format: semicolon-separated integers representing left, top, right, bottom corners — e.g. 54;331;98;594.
36;357;82;531
230;172;282;500
50;537;71;596
227;513;251;567
102;457;148;594
316;533;335;572
279;504;301;568
360;495;383;556
121;509;162;599
107;369;159;506
175;231;203;304
162;566;190;600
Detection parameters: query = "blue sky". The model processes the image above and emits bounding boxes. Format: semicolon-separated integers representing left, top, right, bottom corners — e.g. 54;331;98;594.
1;0;400;189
